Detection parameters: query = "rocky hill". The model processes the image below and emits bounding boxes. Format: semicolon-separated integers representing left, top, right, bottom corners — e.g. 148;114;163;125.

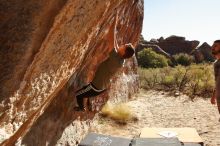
156;36;200;55
0;0;143;145
139;35;199;56
193;42;215;63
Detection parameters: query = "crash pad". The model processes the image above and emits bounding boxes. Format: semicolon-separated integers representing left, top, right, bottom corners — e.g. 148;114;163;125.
78;133;131;146
131;138;182;146
140;128;203;144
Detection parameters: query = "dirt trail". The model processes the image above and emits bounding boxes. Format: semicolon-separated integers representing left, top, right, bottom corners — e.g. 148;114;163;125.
91;89;220;146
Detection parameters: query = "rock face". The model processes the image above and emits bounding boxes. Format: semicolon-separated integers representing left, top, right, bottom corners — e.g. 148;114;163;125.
193;42;215;63
150;35;200;55
0;0;143;145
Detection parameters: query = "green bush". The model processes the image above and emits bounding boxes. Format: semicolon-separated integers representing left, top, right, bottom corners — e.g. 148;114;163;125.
173;53;194;66
137;48;168;68
162;75;175;87
138;64;215;99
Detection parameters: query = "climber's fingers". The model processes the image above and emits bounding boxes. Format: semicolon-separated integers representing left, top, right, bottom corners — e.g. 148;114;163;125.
125;43;134;48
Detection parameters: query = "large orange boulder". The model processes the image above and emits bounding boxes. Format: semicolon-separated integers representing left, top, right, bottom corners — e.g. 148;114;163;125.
0;0;143;145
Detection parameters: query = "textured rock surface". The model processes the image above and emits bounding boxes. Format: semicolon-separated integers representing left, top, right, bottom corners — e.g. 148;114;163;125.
0;0;143;145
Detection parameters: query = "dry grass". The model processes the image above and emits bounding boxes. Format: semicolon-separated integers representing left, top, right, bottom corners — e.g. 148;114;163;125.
100;103;113;117
100;103;136;124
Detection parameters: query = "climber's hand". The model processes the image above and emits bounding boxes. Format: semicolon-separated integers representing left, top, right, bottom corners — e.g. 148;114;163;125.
125;43;134;48
211;95;216;105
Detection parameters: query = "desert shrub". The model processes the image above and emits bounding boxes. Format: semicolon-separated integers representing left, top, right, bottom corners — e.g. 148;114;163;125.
138;68;162;89
100;103;113;117
138;63;215;99
137;48;168;68
100;103;136;124
186;64;215;98
172;66;191;91
173;53;194;66
139;66;191;91
161;75;175;87
110;103;132;123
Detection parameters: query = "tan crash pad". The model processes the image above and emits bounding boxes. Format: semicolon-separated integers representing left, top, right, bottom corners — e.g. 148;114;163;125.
140;128;203;143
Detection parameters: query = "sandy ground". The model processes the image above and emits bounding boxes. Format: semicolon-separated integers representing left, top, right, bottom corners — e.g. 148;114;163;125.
91;89;220;146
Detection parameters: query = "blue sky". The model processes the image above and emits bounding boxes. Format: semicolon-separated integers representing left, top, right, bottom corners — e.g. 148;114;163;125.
142;0;220;45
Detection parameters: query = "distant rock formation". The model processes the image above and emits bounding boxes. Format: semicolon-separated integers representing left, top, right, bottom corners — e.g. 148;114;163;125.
137;35;214;65
155;35;200;55
193;42;215;63
0;0;143;145
138;35;200;56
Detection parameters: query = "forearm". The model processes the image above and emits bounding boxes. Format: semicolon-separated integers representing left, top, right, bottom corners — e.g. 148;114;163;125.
217;103;220;114
212;89;216;98
211;89;217;104
106;12;119;51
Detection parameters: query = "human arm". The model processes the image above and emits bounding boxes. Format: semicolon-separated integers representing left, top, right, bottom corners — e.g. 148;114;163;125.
112;12;134;55
212;62;218;105
211;89;216;105
113;12;119;52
